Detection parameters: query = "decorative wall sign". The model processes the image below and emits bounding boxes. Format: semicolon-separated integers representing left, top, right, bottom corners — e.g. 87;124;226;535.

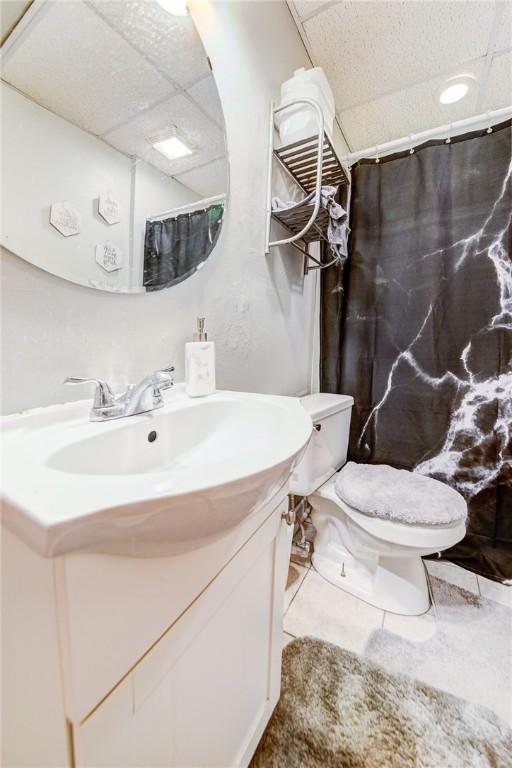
49;202;81;237
98;192;121;225
95;242;123;272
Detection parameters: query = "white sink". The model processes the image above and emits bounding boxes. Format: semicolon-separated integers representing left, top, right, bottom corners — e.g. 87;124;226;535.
1;386;312;557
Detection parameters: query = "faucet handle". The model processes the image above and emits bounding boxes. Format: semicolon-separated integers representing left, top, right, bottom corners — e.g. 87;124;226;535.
63;377;115;408
154;366;175;392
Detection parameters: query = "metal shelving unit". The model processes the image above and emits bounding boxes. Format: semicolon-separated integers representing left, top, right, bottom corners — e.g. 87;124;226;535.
265;98;349;272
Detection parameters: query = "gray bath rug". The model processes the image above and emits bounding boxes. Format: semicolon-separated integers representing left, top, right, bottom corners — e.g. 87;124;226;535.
365;576;512;726
251;637;511;768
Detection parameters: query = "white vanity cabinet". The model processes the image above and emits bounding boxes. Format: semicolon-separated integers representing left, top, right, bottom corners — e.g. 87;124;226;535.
74;501;290;768
2;491;293;768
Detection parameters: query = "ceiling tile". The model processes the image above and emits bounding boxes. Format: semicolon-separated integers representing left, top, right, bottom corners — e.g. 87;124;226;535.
1;0;32;45
494;1;512;52
1;1;174;135
87;0;210;87
291;1;338;21
187;75;224;126
103;92;226;177
174;158;229;198
339;62;484;152
303;1;495;110
480;52;512;112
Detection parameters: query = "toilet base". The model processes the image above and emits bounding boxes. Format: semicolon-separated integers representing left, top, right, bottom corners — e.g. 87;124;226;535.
312;545;430;616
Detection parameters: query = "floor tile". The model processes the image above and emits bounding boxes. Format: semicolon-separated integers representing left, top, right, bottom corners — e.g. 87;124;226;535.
478;575;512;608
383;608;437;642
284;562;309;613
424;559;479;595
284;568;384;654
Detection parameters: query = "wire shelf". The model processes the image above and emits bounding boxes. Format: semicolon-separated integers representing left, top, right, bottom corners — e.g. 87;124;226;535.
271;202;331;244
274;133;348;194
265;98;350;272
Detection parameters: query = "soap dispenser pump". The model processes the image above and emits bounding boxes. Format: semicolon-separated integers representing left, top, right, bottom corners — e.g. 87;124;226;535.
185;317;216;397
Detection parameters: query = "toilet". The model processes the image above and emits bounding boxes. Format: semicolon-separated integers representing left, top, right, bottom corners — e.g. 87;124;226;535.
290;393;467;616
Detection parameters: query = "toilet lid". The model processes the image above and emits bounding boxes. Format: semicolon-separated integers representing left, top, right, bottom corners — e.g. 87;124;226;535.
335;462;467;527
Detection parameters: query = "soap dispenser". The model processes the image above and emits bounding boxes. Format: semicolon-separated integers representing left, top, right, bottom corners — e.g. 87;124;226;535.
185;317;216;397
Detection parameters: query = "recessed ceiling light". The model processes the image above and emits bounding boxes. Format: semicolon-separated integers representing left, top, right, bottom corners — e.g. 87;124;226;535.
440;83;468;104
155;0;188;16
439;75;475;105
152;135;193;160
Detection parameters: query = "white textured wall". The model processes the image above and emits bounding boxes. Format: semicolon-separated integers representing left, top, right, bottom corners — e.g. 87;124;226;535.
2;83;135;291
1;1;324;415
1;83;199;293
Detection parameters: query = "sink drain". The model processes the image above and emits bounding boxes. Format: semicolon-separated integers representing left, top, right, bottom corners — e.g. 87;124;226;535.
147;430;157;443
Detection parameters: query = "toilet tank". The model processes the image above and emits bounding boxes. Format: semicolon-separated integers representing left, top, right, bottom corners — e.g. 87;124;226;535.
289;393;353;497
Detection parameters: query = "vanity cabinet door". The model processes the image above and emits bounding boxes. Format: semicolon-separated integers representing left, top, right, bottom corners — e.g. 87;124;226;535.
74;498;291;768
73;675;136;768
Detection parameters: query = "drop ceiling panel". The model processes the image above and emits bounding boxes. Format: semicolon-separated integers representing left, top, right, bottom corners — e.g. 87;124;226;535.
175;158;229;198
187;75;224;126
87;0;210;87
103;92;225;177
495;2;512;51
288;0;511;153
480;52;512;112
302;1;495;110
0;0;33;45
339;61;485;151
292;1;336;20
1;1;174;135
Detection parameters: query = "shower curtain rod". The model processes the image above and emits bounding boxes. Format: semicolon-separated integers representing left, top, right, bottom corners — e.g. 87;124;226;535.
341;106;512;166
148;193;226;222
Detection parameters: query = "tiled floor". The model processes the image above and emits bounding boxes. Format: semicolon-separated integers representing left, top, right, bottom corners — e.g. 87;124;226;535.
283;557;512;725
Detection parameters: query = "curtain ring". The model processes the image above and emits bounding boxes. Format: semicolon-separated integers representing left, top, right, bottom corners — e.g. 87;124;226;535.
409;134;415;154
375;144;380;163
445;123;452;144
486;112;493;134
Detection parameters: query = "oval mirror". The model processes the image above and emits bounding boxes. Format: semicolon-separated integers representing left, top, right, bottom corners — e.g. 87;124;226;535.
1;0;228;293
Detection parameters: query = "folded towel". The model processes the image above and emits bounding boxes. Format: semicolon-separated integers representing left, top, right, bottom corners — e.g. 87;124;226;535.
335;462;468;527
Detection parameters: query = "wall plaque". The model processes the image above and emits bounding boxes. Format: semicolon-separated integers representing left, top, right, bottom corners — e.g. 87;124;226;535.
95;242;123;272
98;192;121;225
50;202;81;237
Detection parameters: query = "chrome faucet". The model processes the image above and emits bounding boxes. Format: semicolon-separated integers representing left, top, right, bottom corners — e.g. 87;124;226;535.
122;370;174;417
64;367;175;422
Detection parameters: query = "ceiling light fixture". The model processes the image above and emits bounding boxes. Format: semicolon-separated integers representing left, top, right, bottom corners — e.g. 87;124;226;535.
440;82;468;104
155;0;188;16
439;75;475;105
152;135;193;160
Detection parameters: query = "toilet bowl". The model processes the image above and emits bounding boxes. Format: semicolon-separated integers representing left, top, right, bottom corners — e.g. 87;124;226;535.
290;394;467;616
310;474;466;615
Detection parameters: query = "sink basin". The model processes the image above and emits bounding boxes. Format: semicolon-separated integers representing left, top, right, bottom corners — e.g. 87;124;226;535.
1;386;312;557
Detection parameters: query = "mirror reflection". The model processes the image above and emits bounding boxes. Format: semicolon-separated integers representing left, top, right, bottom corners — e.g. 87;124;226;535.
1;0;228;293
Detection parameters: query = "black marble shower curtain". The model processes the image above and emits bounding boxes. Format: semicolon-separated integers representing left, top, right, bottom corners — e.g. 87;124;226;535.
321;121;512;582
144;204;223;291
